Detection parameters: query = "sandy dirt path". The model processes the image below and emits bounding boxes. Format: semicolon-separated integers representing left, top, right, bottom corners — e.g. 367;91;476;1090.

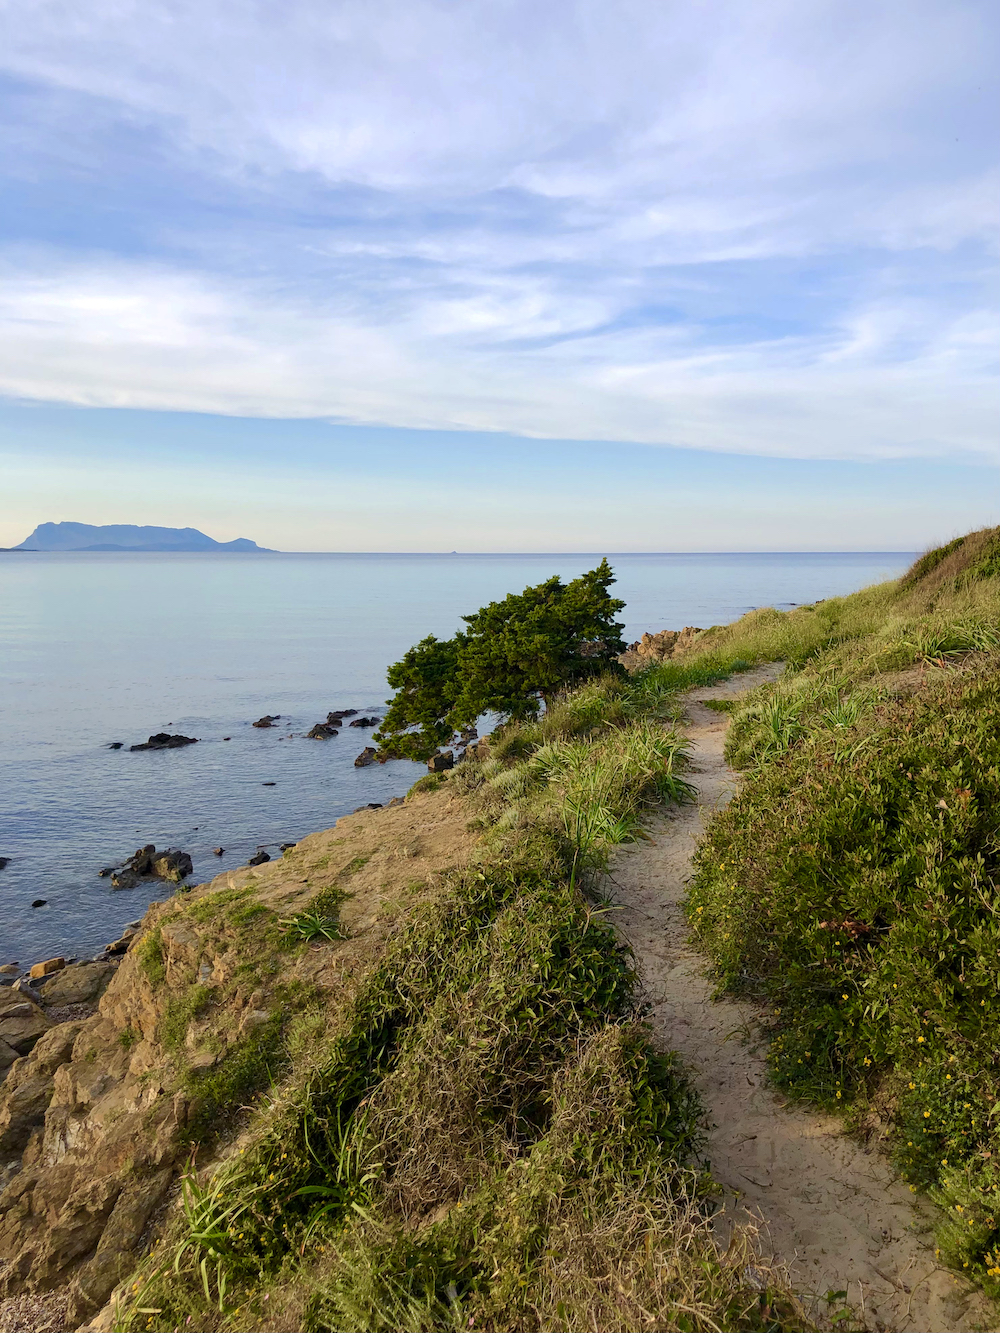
609;666;994;1333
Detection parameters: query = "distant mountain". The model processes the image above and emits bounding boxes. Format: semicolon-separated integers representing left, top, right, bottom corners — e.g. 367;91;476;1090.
14;522;275;553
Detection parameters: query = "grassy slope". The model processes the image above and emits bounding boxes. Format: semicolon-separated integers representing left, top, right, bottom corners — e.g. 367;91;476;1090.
113;676;806;1333
682;527;1000;1298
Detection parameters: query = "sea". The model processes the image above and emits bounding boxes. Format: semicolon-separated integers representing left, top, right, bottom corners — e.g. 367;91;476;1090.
0;550;915;966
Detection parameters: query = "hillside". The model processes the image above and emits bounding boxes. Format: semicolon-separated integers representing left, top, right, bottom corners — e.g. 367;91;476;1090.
1;526;998;1332
14;522;274;552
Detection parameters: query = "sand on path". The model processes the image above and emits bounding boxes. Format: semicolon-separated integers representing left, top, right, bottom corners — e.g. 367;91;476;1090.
609;665;994;1333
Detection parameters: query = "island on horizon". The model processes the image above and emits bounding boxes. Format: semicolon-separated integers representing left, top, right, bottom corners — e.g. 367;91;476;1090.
11;521;276;553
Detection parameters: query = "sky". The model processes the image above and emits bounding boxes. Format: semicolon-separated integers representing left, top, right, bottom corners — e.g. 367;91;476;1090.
0;0;997;551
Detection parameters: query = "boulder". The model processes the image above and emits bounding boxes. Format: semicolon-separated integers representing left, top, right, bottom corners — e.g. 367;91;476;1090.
348;716;380;727
29;958;65;981
306;723;338;739
252;715;280;728
354;747;378;768
38;963;115;1008
427;751;454;773
279;842;297;852
327;709;357;723
248;851;270;867
0;1021;84;1155
129;733;198;751
0;965;19;977
150;849;192;882
213;847;224;856
0;857;9;870
107;742;123;750
0;1038;17;1075
0;991;49;1056
31;899;47;908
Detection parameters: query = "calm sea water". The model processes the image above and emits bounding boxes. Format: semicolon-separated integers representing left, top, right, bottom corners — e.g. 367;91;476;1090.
0;551;913;965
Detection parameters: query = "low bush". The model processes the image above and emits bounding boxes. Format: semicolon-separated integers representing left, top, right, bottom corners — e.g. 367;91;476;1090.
688;565;1000;1299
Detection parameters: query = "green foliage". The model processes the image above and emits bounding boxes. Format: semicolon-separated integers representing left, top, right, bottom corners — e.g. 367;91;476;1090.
377;634;464;759
183;1012;287;1145
377;561;626;760
901;536;967;587
689;655;1000;1291
962;531;1000;586
160;984;214;1053
115;656;804;1333
281;910;346;943
135;927;166;987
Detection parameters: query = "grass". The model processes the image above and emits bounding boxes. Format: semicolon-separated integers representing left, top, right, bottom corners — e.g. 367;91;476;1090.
112;661;807;1333
682;529;1000;1299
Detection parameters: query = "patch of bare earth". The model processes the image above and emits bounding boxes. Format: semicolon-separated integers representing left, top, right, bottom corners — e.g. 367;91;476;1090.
0;1290;68;1333
609;665;995;1333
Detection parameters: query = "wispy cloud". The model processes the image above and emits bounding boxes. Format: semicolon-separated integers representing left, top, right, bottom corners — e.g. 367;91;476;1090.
0;0;995;460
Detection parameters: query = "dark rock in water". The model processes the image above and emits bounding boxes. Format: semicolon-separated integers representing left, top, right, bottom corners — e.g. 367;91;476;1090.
354;747;378;768
306;722;338;739
150;849;193;882
348;716;380;727
327;709;357;722
97;867;115;878
125;844;155;875
279;842;297;852
262;781;276;786
213;847;224;856
31;900;47;908
130;733;198;752
0;857;8;870
427;751;454;773
110;870;141;891
248;851;270;866
110;844;192;888
107;742;123;750
223;736;231;741
253;715;280;728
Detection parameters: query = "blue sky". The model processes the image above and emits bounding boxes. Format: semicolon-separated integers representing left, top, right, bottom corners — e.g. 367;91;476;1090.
0;0;997;550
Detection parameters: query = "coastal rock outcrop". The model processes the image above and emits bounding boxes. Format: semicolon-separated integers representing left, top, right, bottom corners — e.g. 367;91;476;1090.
129;733;198;752
0;791;478;1326
354;747;377;767
306;722;338;739
618;626;704;672
110;845;193;890
252;716;280;728
427;751;454;773
348;716;380;728
37;963;115;1009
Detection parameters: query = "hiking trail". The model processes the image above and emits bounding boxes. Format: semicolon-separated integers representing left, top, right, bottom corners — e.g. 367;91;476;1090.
610;666;994;1333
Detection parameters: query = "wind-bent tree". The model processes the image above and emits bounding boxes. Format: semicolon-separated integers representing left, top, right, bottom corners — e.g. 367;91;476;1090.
376;559;626;759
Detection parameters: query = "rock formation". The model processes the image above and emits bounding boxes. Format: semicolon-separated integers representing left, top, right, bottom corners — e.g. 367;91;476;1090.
618;626;704;672
128;733;198;752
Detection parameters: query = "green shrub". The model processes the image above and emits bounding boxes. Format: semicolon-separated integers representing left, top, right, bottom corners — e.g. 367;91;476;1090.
135;927;166;987
688;655;1000;1289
